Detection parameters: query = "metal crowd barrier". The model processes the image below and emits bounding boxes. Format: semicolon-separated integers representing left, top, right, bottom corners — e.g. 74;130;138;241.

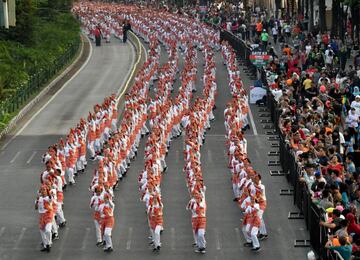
268;81;332;260
0;39;80;126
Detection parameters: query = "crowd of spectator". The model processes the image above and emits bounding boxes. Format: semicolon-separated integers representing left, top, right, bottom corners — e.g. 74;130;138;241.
257;12;360;260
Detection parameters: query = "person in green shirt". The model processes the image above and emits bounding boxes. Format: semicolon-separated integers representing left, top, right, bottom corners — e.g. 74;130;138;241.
325;236;352;260
260;29;269;51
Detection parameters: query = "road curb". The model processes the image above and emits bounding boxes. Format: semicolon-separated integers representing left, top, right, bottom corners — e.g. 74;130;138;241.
0;34;88;141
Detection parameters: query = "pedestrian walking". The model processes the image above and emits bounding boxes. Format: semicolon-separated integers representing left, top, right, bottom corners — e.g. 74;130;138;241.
94;26;102;47
123;19;132;43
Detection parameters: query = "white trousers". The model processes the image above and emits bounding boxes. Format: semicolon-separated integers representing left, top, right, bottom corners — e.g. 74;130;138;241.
94;220;102;243
87;141;96;158
51;217;58;234
111;119;117;132
103;227;113;249
232;183;240;198
40;223;52;247
76;155;86;171
94;139;101;153
258;209;267;235
151;225;162;248
243;224;260;248
196;229;206;249
66;167;75;184
56;202;66;224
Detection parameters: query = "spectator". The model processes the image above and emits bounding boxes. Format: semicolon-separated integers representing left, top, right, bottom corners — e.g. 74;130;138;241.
260;29;269;51
318;189;334;210
325;235;352;260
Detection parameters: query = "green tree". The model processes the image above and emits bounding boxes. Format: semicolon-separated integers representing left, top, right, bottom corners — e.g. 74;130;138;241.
14;0;35;46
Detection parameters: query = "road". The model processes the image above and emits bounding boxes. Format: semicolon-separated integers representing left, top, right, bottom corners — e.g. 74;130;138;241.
0;35;309;259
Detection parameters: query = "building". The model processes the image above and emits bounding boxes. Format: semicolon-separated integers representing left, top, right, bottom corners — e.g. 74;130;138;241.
0;0;16;28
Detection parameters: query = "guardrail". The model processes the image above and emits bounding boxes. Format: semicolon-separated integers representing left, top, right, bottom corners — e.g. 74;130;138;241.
219;27;340;260
0;39;80;124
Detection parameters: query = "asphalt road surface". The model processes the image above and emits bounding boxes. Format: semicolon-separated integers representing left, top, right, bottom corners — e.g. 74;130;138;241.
0;35;309;260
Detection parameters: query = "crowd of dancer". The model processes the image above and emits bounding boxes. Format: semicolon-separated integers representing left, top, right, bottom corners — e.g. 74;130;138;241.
35;0;270;255
222;41;268;252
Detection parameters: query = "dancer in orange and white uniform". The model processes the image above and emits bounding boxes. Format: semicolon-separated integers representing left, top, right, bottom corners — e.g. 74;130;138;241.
35;185;53;252
98;193;115;252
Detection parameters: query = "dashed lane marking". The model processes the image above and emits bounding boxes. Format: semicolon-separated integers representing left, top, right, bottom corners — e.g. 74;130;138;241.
57;227;70;260
81;227;90;250
26;151;37;164
214;228;221;250
207;149;213;162
171;227;176;250
0;227;5;237
126;227;133;250
10;151;21;164
13;227;26;250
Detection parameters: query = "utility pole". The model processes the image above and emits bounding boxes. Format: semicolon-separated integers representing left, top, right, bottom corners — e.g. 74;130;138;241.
2;0;9;28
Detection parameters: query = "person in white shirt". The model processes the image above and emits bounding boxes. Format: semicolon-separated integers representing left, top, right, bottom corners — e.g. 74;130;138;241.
351;95;360;116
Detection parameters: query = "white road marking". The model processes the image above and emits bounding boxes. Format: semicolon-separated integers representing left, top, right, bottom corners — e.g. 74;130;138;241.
81;227;90;250
176;150;179;163
13;227;26;249
214;228;221;250
10;151;21;164
26;151;37;164
248;108;258;136
1;36;93;150
171;227;175;250
57;227;70;260
207;149;213;162
0;227;6;237
116;32;148;102
126;227;133;250
235;228;242;246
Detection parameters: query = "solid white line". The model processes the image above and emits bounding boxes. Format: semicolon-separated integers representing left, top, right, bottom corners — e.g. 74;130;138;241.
126;227;133;250
116;36;136;100
214;228;221;250
1;36;93;151
0;227;6;237
116;32;148;103
10;151;21;164
57;227;70;260
81;227;90;250
26;151;37;164
171;227;175;250
13;227;26;249
248;107;258;136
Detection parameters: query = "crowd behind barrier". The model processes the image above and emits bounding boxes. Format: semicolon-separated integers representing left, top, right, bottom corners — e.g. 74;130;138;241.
220;21;360;259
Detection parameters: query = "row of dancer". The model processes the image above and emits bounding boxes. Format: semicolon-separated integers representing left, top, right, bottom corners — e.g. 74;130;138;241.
138;39;190;253
184;45;217;254
36;92;117;252
89;35;160;253
222;41;268;252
